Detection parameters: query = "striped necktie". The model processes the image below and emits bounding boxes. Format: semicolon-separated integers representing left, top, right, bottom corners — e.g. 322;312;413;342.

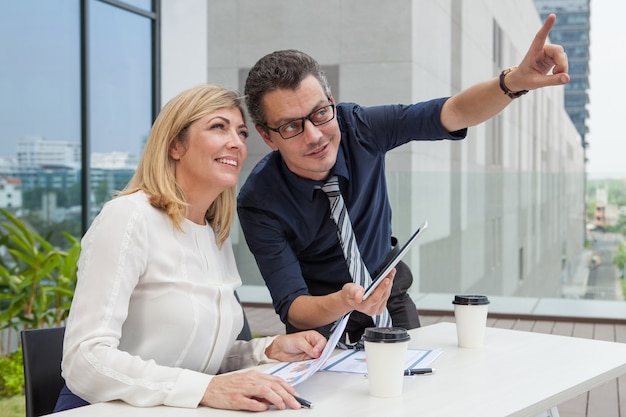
319;175;392;328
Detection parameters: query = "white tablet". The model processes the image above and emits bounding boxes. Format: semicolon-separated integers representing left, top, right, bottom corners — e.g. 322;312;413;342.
363;220;428;300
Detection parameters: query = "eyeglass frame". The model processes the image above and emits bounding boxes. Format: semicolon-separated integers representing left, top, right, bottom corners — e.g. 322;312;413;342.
262;101;336;140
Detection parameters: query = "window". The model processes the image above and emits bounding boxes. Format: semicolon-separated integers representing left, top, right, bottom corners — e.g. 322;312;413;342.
0;0;159;242
88;0;156;223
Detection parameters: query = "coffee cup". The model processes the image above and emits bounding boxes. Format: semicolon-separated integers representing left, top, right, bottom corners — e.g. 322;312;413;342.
452;295;490;348
362;327;410;397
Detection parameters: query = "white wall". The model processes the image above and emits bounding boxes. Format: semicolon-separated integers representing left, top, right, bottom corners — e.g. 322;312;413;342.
160;0;209;105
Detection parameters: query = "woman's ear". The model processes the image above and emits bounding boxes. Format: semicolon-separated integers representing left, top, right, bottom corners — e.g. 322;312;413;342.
169;139;182;160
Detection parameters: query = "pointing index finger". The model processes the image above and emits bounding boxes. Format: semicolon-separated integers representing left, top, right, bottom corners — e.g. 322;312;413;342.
530;13;556;52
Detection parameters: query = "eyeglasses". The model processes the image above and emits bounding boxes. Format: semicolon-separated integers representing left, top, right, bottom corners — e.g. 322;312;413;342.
264;103;335;140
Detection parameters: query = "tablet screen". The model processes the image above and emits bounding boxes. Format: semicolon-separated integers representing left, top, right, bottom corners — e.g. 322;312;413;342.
363;220;428;300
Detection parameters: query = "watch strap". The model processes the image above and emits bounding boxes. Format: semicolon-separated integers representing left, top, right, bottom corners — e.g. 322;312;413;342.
499;67;529;99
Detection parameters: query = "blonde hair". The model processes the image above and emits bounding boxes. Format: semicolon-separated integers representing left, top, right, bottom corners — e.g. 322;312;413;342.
119;84;246;248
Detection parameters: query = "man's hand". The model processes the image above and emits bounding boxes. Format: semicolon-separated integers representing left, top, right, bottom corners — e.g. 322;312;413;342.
286;269;396;329
441;13;570;132
505;13;570;92
340;268;396;317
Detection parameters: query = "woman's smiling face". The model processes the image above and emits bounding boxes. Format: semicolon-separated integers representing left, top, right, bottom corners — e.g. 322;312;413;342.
170;106;248;195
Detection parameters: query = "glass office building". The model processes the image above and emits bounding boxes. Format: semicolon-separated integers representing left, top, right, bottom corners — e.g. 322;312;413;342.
534;0;591;145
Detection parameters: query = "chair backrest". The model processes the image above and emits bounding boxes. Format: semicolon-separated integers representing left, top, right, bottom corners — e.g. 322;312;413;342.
21;327;66;417
235;291;252;341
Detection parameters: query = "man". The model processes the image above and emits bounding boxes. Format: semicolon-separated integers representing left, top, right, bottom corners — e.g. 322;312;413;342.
238;14;568;341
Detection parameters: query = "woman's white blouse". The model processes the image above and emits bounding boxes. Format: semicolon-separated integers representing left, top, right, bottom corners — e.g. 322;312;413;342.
61;191;275;408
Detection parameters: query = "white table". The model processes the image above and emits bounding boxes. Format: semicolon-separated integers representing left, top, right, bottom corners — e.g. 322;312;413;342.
49;322;626;417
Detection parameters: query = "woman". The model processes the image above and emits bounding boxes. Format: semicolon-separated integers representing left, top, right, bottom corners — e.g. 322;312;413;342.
55;85;326;412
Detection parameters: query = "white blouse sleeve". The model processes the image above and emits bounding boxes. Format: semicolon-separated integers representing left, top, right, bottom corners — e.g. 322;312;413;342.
61;197;212;408
219;336;278;374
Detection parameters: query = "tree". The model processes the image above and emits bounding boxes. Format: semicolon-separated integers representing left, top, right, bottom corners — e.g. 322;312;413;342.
613;242;626;279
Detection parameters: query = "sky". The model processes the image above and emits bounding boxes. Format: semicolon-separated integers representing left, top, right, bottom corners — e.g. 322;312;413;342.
0;1;151;159
585;1;626;179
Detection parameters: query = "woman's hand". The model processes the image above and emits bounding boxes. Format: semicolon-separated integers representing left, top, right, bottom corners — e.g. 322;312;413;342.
264;330;327;362
201;370;301;411
201;330;326;411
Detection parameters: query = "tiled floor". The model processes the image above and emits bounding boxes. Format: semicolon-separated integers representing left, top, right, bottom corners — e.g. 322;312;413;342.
242;305;626;417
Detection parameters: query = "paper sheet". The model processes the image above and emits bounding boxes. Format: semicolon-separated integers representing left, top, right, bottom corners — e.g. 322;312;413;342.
322;347;443;375
265;313;351;385
265;312;443;384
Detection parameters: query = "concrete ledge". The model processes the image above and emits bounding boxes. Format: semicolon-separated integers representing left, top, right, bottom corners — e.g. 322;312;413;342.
414;292;626;322
239;285;626;323
238;285;273;305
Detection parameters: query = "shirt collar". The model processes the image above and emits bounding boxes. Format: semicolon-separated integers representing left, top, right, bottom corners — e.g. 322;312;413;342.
278;145;350;201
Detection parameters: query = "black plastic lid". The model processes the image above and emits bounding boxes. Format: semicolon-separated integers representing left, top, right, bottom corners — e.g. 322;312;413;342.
362;327;410;343
452;295;490;305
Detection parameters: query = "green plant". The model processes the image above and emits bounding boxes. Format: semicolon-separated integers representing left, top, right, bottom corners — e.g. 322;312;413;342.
0;348;23;397
613;241;626;279
0;208;80;333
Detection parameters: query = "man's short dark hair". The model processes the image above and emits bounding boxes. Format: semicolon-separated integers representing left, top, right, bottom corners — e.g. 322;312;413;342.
244;49;332;129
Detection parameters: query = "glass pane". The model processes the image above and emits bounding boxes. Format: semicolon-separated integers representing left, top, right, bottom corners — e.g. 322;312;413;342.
0;0;82;246
119;0;153;12
88;0;153;219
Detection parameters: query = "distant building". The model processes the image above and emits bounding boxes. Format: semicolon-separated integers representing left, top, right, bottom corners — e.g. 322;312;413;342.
593;187;619;227
0;156;18;176
16;135;80;168
0;177;22;210
534;0;590;145
91;152;138;170
10;139;137;199
91;152;138;206
0;141;138;224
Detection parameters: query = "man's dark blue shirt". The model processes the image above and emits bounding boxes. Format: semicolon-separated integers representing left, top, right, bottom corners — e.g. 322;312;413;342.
237;97;466;327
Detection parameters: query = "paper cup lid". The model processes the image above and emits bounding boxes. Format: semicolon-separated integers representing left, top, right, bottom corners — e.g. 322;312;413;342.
452;295;490;305
362;327;410;343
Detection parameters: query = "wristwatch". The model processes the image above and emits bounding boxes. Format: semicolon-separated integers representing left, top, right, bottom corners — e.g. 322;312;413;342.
499;67;528;99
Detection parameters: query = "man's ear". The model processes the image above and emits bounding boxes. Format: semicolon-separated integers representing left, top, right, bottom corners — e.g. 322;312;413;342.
256;125;279;151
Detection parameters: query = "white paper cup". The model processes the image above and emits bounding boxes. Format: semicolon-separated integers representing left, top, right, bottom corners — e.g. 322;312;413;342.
452;295;490;348
363;327;410;397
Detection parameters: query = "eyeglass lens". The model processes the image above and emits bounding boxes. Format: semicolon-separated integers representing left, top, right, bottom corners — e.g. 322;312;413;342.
278;104;334;139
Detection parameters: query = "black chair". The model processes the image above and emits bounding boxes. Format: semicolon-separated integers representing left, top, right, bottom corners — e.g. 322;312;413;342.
235;291;252;341
20;295;250;417
21;327;66;417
